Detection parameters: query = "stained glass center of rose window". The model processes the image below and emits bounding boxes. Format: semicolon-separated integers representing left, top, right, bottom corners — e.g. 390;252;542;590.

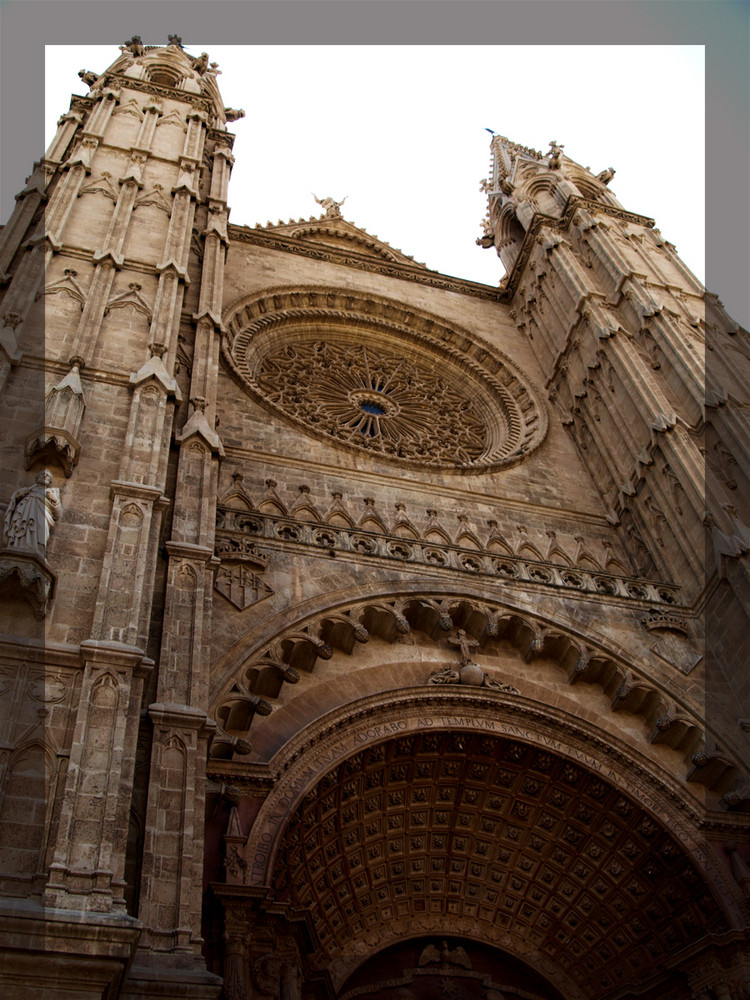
359;400;385;416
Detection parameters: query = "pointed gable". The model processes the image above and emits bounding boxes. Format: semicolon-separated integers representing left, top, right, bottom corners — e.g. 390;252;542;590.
251;212;426;269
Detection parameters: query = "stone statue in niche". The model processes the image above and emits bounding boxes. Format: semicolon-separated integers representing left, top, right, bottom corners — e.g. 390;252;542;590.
3;470;61;557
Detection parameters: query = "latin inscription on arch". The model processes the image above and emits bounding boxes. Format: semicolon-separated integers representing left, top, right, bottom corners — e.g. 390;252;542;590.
246;708;706;884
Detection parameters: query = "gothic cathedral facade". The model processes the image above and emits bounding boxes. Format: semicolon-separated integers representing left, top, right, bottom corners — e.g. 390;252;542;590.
0;38;749;1000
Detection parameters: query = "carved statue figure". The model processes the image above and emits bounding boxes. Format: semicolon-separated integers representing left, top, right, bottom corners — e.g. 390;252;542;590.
596;166;616;185
224;108;246;122
123;35;144;57
167;34;183;49
3;470;61;557
418;940;472;969
191;52;209;75
78;70;99;87
548;140;564;169
313;193;348;217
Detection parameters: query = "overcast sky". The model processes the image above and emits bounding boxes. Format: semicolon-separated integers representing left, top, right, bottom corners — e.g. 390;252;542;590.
46;44;704;289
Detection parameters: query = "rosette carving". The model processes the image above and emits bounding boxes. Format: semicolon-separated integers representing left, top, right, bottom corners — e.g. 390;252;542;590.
222;287;548;471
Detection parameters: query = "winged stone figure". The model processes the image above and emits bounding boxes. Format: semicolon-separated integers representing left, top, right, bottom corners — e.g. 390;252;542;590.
417;942;441;966
313;193;348;217
417;940;472;969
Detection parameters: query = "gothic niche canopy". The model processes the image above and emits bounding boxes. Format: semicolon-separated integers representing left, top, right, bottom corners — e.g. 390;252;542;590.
222;288;547;471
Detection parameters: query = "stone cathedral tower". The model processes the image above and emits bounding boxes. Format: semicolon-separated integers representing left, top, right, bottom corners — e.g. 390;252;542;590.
0;38;749;1000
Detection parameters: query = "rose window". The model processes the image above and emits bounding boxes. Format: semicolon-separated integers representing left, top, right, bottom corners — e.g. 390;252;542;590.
222;288;547;472
255;341;490;465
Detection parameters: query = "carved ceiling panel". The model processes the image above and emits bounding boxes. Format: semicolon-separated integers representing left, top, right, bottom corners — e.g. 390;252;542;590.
269;730;727;997
222;287;548;472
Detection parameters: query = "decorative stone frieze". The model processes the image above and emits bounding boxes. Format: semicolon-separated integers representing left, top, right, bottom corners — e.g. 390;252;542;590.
215;500;681;607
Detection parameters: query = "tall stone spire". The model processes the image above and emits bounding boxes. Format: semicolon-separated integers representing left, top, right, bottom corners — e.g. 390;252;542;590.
480;131;750;653
0;36;240;1000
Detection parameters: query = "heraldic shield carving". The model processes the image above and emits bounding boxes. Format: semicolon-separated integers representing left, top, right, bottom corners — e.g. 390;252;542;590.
214;536;273;610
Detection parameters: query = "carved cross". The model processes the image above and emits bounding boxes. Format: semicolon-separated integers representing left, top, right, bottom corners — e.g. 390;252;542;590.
448;628;479;666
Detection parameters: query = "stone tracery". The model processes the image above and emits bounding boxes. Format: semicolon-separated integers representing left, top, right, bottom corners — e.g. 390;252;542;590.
222;287;549;472
256;340;488;467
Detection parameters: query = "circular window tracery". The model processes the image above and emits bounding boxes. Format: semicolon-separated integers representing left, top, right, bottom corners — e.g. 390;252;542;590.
256;340;490;464
222;288;548;472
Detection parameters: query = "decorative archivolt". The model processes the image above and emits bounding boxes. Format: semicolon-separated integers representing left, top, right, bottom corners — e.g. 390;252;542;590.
221;286;548;472
260;716;734;994
208;591;746;807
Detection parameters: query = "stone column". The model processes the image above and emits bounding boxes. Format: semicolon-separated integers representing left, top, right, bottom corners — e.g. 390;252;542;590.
133;119;229;968
44;640;151;912
223;907;250;1000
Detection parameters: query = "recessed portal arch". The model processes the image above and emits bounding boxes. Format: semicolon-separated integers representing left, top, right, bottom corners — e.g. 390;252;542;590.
214;690;742;999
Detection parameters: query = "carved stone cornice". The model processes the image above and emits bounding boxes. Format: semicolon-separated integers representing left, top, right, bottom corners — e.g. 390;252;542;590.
216;504;681;609
105;72;213;112
165;540;215;563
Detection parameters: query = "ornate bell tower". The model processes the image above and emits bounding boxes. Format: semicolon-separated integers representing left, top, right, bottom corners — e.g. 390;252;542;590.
0;36;239;1000
480;134;750;734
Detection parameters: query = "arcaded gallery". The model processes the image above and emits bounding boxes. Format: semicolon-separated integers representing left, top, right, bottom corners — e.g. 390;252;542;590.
0;38;749;1000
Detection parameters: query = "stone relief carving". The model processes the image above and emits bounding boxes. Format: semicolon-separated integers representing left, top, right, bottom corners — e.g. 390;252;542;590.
418;940;472;969
214;535;273;611
427;628;520;692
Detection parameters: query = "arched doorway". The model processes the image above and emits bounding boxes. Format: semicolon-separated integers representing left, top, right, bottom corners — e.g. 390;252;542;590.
210;690;743;999
338;936;567;999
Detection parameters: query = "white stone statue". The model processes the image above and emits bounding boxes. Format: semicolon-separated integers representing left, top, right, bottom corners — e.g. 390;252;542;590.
313;193;348;217
3;470;61;556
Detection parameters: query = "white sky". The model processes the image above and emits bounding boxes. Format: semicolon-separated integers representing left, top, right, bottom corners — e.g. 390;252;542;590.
46;44;705;288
